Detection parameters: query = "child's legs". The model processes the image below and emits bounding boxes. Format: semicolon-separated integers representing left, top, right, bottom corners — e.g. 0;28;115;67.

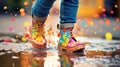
32;0;56;17
60;0;79;26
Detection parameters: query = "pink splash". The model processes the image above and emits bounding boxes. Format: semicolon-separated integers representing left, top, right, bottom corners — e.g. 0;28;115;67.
8;26;13;31
11;17;16;22
4;38;10;44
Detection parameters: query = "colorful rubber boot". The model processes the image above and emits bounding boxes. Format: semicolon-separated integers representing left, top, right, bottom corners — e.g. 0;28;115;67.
31;15;47;48
58;23;80;48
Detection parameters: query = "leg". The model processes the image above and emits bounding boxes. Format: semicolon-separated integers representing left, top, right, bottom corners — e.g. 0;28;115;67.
31;0;56;27
58;0;85;50
59;0;79;39
32;0;56;17
31;0;55;48
60;0;79;24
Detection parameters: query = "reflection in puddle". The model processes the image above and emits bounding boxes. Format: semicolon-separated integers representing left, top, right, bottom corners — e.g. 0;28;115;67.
21;51;60;67
59;54;74;67
0;52;21;67
0;51;120;67
20;51;79;67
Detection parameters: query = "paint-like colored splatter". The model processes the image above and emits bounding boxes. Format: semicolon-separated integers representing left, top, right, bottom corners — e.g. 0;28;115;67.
89;21;94;26
116;25;120;30
105;19;110;26
24;22;29;27
74;23;80;30
103;14;107;17
110;10;114;14
94;14;99;18
116;18;120;22
57;32;61;37
8;26;13;31
101;8;106;12
4;38;10;44
21;36;27;42
81;21;86;26
105;32;112;40
11;17;16;22
24;32;30;38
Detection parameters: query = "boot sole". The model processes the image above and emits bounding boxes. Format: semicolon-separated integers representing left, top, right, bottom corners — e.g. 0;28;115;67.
58;44;85;53
32;42;46;49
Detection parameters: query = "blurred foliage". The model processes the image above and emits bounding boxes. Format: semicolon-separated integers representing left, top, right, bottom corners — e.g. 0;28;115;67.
6;0;32;9
4;0;32;14
7;0;25;9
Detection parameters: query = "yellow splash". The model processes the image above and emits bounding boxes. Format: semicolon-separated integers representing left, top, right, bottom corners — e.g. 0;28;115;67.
24;22;29;27
105;32;112;40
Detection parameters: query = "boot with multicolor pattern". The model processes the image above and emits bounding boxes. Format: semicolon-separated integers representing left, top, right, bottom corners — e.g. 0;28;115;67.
58;23;85;53
30;15;47;48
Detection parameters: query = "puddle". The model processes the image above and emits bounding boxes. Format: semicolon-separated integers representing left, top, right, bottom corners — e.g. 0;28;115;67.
0;51;120;67
0;36;120;67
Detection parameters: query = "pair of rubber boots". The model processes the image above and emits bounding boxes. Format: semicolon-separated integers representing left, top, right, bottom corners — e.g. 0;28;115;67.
25;15;80;49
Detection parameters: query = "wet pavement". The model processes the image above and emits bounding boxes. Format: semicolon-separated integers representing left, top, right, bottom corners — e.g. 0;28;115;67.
1;50;120;67
0;35;120;67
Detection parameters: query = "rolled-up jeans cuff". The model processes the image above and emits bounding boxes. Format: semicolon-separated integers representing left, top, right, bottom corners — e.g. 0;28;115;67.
32;15;47;22
60;23;74;29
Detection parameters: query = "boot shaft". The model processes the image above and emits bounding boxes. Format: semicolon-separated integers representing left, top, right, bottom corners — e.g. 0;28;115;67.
32;20;45;38
31;15;47;38
58;23;75;47
60;27;73;39
31;15;47;48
